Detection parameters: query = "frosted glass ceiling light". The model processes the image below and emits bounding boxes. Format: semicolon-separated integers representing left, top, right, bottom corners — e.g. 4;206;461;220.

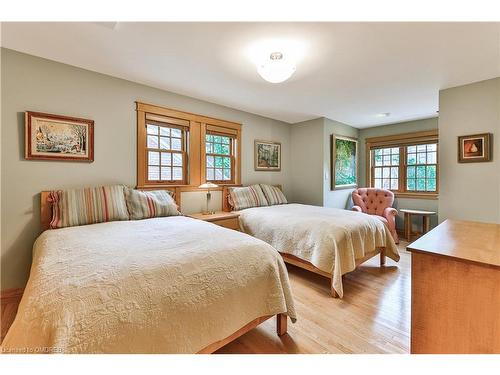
257;51;296;83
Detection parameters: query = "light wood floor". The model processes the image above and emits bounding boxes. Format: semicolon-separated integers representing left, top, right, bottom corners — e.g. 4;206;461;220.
1;242;410;353
217;241;411;354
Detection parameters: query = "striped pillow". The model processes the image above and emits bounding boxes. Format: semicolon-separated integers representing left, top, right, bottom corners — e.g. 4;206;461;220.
125;188;180;220
49;185;129;229
228;184;269;210
260;184;288;205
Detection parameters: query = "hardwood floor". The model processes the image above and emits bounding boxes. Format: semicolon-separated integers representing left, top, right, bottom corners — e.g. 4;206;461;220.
0;243;410;353
1;288;23;343
217;242;411;354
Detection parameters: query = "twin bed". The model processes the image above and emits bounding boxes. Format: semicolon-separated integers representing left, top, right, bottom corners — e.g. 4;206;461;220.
223;186;399;298
3;185;399;354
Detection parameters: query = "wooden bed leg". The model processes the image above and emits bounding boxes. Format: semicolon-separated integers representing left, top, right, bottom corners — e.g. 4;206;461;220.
330;279;339;298
277;313;287;336
380;249;386;266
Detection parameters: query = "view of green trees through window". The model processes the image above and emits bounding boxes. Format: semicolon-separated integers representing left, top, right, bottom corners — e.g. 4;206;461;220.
206;134;233;181
373;147;399;190
406;144;437;191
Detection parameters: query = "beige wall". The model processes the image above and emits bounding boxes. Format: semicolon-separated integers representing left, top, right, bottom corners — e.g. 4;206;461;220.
290;117;360;209
358;118;439;230
439;77;500;223
289;118;324;205
0;48;292;289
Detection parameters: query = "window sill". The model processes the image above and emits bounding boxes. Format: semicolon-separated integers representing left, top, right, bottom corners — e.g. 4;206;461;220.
137;184;242;192
394;192;438;200
136;184;190;189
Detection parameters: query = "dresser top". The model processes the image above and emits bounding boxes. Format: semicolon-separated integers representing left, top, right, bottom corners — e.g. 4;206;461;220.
407;219;500;268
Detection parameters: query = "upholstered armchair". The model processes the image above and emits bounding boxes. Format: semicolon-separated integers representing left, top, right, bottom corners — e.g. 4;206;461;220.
351;188;399;244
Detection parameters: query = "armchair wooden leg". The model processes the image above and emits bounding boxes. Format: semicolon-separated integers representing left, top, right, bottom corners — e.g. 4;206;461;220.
277;313;287;336
380;248;386;266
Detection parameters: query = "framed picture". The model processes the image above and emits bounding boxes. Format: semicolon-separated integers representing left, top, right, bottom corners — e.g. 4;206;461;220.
458;133;492;163
254;140;281;171
331;134;358;190
25;111;94;162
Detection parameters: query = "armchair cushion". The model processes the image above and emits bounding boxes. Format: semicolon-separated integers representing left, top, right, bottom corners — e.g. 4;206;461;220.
352;188;395;216
351;188;399;244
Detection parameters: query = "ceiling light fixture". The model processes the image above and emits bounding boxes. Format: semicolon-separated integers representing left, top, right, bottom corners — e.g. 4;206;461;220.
257;51;296;83
376;112;391;118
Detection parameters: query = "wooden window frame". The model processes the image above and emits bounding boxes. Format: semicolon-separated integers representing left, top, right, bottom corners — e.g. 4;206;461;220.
200;123;241;186
405;144;438;194
136;102;241;190
204;131;236;184
365;130;439;199
145;120;188;185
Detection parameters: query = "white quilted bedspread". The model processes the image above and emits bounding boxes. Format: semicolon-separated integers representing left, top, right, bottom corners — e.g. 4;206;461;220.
238;204;400;298
2;217;296;353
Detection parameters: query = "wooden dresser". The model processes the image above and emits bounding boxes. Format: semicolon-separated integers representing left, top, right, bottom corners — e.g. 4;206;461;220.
407;219;500;354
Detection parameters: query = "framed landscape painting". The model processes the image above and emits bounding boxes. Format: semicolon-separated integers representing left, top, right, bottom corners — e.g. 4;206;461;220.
255;140;281;171
458;133;492;163
25;111;94;162
331;134;358;189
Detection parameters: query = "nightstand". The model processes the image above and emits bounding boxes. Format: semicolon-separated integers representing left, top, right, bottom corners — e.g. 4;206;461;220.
187;211;240;231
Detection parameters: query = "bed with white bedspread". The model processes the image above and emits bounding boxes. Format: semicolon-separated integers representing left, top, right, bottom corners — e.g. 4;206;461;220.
236;203;400;298
2;216;296;353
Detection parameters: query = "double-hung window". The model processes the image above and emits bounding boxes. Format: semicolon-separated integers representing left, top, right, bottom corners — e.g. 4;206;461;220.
373;147;400;190
203;124;239;184
205;132;235;183
367;131;438;198
145;121;187;184
406;143;437;192
136;102;241;189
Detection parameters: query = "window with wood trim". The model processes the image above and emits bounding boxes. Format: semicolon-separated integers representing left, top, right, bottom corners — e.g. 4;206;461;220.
373;147;400;190
205;133;235;182
405;143;437;192
136;102;242;189
367;130;438;198
146;122;187;183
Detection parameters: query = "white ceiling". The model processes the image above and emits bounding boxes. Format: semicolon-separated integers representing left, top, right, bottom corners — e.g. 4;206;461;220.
2;22;499;127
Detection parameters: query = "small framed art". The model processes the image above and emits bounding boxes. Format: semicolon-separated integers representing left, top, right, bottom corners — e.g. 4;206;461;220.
25;111;94;162
458;133;492;163
255;140;281;171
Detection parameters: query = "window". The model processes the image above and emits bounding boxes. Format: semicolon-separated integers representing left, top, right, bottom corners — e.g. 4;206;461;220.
373;147;400;190
406;144;437;192
205;133;234;183
136;102;241;189
366;131;438;198
146;122;186;183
